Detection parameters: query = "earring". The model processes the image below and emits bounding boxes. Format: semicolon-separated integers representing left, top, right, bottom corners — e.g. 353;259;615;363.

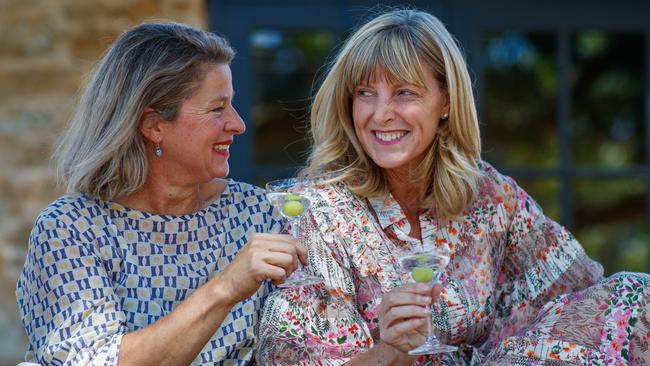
154;143;163;157
442;113;449;119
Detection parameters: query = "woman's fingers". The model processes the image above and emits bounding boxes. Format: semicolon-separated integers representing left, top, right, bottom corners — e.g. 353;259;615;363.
381;284;433;308
384;317;427;338
266;240;307;266
246;233;309;281
382;305;430;328
256;262;288;284
263;251;298;275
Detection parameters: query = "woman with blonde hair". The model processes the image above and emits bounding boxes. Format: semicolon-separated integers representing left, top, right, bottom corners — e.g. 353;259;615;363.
257;8;650;365
16;22;305;365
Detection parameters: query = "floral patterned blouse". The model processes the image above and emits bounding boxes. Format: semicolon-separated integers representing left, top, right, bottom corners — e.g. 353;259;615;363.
257;161;650;365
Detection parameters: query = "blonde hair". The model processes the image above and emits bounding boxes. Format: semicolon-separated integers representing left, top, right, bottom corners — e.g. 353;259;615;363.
304;9;482;219
54;22;234;200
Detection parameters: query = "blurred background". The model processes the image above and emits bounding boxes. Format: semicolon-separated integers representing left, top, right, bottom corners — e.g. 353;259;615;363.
0;0;648;364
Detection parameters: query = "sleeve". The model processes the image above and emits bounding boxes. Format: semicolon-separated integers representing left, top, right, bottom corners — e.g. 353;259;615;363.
256;205;374;366
16;214;129;365
487;170;604;347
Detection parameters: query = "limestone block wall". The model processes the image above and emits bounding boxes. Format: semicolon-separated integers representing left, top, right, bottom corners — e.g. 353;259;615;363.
0;1;206;363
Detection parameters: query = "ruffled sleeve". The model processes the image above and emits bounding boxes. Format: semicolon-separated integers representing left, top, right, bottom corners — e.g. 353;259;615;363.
256;185;376;365
484;163;604;349
16;212;128;365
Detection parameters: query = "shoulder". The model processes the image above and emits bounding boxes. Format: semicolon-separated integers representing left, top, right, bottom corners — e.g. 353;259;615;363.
223;179;280;227
34;194;106;231
309;180;369;224
225;179;267;201
309;180;374;241
311;180;361;208
28;194;111;259
474;160;545;225
475;160;521;206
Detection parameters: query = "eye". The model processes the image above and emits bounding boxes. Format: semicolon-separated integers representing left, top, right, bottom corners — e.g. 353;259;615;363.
398;89;416;96
210;106;225;115
356;88;374;97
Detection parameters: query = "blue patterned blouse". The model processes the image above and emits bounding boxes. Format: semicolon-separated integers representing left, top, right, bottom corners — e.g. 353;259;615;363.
16;180;283;365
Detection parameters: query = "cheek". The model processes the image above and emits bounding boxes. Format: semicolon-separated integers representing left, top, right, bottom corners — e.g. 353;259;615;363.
352;104;371;136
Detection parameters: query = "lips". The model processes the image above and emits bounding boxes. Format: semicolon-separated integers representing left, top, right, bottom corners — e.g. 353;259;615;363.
212;140;232;154
373;130;408;143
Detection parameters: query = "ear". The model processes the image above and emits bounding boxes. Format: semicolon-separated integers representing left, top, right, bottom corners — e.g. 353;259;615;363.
442;91;450;117
140;107;164;144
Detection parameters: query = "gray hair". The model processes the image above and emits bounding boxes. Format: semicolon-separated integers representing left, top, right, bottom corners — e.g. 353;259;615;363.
54;22;234;200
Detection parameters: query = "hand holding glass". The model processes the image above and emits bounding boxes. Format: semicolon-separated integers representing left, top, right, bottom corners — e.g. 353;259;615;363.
398;251;458;355
266;178;325;287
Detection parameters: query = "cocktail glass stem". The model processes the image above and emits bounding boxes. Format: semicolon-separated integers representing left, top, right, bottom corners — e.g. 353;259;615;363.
276;209;323;288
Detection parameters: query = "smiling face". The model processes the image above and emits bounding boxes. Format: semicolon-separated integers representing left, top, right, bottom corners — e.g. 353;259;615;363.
352;67;449;177
157;63;245;184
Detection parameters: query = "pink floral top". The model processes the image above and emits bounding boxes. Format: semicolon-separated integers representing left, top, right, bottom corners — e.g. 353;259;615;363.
257;162;650;365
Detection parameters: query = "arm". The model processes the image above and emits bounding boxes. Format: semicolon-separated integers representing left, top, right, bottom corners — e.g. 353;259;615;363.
487;165;604;346
119;232;304;366
17;214;304;366
17;216;126;365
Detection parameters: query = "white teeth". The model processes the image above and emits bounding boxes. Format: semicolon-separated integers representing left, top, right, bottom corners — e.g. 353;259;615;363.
375;131;407;142
213;144;228;151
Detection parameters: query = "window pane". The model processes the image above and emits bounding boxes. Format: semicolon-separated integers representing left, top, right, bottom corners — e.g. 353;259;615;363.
571;31;644;167
251;29;335;166
572;178;648;274
482;32;558;167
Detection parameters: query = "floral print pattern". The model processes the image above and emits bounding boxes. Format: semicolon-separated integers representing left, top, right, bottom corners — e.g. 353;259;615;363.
257;162;650;365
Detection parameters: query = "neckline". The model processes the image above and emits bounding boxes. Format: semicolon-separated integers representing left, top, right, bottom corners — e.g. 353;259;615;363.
88;179;233;221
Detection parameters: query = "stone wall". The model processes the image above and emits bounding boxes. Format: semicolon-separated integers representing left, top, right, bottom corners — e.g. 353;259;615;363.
0;1;206;363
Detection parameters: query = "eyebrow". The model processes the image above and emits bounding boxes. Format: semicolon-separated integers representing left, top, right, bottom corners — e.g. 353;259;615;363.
209;96;228;104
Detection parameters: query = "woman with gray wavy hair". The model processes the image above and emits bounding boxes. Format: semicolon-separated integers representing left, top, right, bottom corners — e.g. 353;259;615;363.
16;22;305;365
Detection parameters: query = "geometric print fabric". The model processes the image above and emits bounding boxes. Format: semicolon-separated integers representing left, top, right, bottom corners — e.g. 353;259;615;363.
16;180;283;365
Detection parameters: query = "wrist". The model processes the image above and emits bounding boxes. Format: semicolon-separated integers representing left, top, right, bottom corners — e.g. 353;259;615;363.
206;273;239;309
375;341;417;365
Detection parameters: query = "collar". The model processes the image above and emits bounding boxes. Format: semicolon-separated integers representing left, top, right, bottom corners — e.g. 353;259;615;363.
367;194;406;230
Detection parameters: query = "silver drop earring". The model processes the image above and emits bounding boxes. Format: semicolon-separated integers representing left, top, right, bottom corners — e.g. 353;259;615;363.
155;143;163;157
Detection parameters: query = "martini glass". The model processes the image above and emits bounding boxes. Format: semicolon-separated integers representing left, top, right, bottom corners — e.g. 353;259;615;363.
266;177;325;287
398;250;458;355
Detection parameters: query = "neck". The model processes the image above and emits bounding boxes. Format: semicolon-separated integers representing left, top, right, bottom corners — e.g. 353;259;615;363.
120;180;206;216
385;168;424;225
114;159;223;216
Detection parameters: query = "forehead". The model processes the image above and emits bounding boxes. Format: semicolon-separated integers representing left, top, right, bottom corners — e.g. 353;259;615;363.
195;63;233;97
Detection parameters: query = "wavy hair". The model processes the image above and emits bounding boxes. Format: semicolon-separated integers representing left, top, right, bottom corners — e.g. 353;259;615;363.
54;22;234;200
303;9;482;219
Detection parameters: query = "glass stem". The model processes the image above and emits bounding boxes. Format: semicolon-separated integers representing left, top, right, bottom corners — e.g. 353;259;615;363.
289;218;300;239
426;304;433;340
289;218;305;271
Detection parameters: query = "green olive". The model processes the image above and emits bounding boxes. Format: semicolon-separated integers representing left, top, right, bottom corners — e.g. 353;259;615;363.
411;267;435;283
282;200;305;217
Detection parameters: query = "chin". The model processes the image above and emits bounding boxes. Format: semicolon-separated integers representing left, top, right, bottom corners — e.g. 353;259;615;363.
210;166;230;179
372;159;408;170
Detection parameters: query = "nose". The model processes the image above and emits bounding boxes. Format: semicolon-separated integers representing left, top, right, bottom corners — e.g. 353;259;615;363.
225;107;246;135
374;96;395;124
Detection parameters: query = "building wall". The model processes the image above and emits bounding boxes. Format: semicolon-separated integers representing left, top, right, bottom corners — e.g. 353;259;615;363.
0;0;206;363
